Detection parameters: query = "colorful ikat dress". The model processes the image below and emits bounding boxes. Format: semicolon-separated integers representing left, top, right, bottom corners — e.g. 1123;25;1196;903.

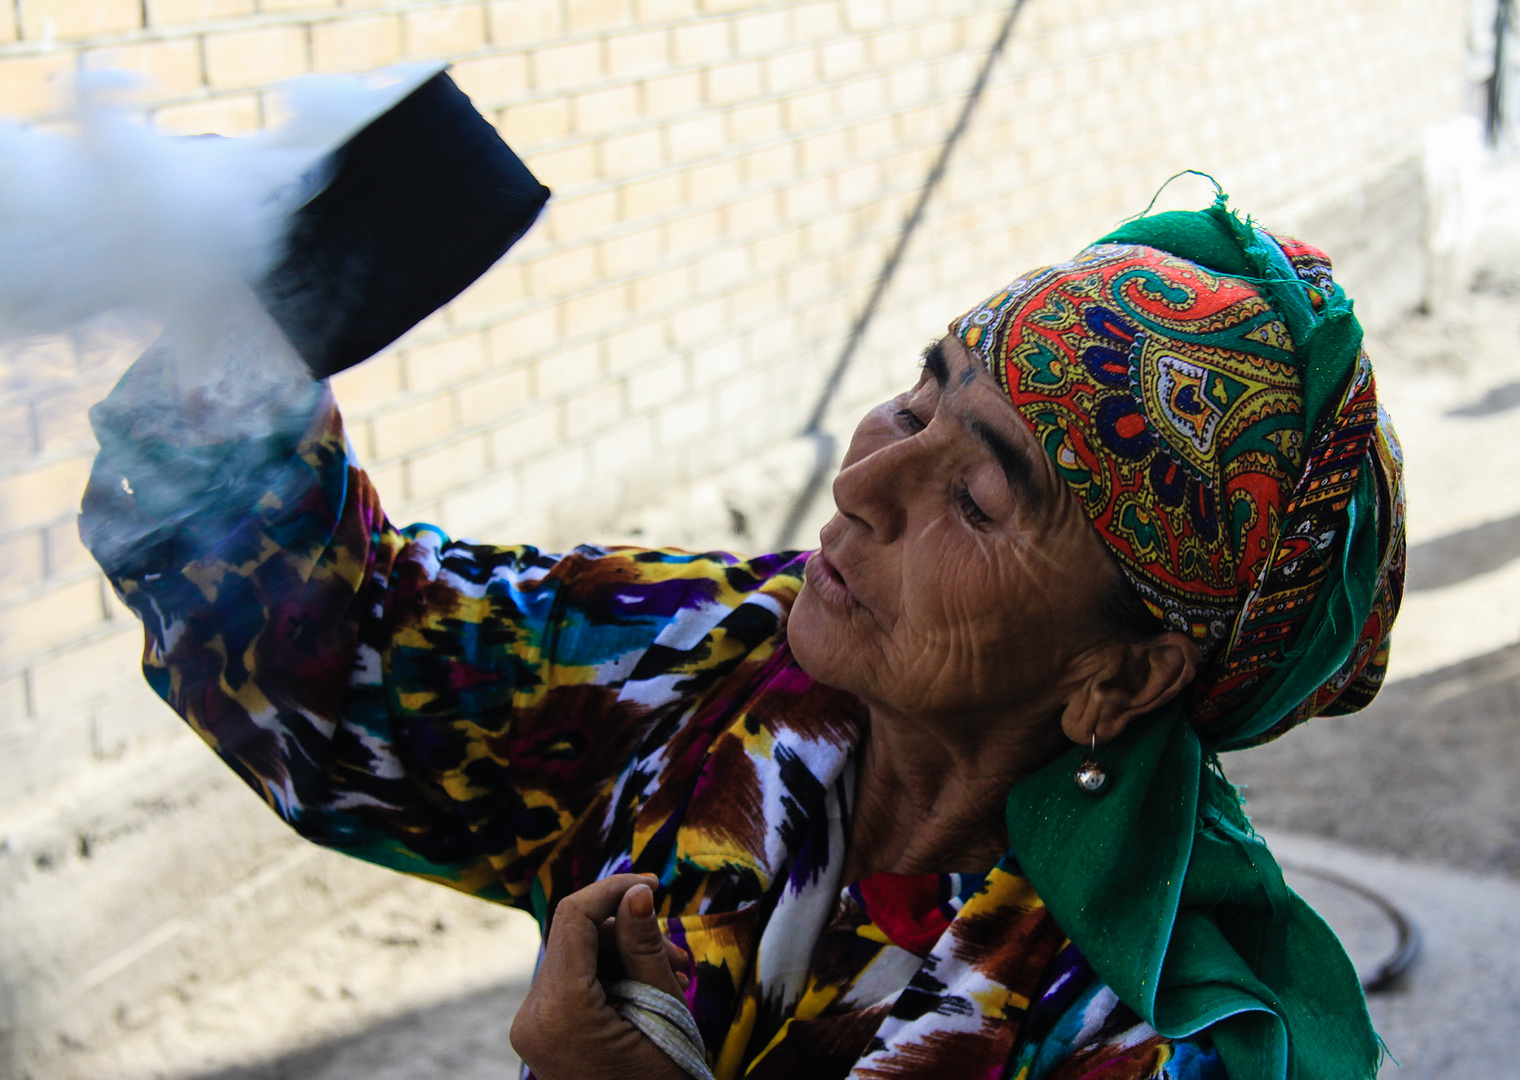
82;388;1227;1080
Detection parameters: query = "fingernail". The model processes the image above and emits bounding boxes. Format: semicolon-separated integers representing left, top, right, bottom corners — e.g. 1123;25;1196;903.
676;971;689;989
630;884;654;919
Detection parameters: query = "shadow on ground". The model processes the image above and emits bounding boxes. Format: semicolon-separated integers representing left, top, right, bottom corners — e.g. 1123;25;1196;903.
188;981;528;1080
1230;640;1520;878
1445;377;1520;417
1405;510;1520;590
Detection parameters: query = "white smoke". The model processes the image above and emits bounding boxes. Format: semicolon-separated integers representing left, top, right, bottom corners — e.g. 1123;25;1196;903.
0;63;444;428
0;64;446;571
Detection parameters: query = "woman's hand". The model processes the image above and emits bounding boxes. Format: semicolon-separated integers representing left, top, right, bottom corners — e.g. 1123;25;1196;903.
510;874;696;1080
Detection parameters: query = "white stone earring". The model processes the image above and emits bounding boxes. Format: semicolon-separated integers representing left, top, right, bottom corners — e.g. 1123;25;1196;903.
1075;733;1109;794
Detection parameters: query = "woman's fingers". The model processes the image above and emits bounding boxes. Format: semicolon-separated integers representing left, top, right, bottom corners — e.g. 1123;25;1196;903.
614;924;689;987
665;936;690;974
598;905;692;990
615;883;685;998
537;873;658;991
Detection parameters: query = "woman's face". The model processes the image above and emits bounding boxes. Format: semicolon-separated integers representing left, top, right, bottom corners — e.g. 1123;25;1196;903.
789;334;1122;730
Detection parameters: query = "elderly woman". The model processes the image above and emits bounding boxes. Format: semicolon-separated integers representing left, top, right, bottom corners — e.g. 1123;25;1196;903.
82;198;1404;1080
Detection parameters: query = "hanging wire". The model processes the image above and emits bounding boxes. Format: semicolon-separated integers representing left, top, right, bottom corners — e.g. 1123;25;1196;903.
772;0;1033;550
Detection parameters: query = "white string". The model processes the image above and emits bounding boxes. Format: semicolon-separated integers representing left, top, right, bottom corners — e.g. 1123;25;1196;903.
605;979;716;1080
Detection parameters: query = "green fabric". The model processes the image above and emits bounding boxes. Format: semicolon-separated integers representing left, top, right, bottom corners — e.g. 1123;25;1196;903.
1102;208;1258;281
1007;711;1377;1080
1006;198;1383;1080
1220;468;1381;749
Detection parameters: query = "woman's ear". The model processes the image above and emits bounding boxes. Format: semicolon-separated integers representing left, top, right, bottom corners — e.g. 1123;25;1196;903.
1059;632;1201;747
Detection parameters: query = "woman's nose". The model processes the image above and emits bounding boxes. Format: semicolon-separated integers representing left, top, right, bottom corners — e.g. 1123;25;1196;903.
831;434;924;543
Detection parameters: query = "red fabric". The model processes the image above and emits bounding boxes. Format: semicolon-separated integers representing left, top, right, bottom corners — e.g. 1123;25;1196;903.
851;873;956;958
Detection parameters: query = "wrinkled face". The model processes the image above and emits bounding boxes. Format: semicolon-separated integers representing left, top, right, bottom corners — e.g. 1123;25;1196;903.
789;335;1123;730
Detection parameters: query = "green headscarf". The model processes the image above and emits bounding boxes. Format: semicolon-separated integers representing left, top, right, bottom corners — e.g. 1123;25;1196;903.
955;196;1407;1080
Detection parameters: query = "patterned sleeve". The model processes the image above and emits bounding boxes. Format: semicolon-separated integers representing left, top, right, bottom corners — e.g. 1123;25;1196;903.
80;369;793;912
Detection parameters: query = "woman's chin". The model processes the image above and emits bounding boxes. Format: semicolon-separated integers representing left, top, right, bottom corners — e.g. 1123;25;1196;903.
787;586;829;675
787;585;854;692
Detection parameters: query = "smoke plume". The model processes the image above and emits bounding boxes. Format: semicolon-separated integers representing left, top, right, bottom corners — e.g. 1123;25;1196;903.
0;64;443;426
0;65;442;568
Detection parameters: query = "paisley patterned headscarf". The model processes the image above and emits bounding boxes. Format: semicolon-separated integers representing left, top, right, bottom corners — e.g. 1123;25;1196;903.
955;198;1406;1080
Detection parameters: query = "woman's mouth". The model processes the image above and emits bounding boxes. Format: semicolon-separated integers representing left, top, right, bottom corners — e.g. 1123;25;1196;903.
805;549;856;608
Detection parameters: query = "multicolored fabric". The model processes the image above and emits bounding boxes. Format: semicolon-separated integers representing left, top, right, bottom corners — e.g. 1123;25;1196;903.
82;386;1225;1080
953;226;1406;744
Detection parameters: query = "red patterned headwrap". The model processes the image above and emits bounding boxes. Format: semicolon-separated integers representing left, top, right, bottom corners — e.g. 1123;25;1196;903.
955;210;1406;748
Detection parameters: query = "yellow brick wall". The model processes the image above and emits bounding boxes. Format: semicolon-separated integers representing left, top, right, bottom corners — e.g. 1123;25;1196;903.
0;0;1470;819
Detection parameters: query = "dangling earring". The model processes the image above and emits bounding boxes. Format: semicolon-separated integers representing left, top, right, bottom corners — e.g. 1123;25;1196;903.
1075;733;1109;794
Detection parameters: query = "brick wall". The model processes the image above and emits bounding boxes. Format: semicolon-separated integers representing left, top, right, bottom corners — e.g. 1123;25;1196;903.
0;0;1470;1065
0;0;1472;814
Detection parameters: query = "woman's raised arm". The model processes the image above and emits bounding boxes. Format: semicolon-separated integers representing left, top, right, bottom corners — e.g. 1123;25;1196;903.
78;342;773;913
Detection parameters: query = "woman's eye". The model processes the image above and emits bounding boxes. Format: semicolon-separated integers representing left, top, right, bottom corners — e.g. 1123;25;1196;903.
955;483;993;527
896;407;927;432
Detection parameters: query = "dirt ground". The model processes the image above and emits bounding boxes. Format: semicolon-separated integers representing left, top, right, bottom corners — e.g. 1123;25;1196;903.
49;874;542;1080
1232;638;1520;880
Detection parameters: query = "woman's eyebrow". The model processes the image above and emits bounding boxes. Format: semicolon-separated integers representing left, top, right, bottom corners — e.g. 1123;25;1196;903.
971;418;1043;508
920;340;950;387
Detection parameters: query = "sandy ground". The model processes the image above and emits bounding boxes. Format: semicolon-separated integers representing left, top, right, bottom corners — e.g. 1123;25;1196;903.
33;260;1520;1080
51;875;542;1080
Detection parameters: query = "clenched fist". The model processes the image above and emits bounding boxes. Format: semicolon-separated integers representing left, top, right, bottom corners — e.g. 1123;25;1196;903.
510;874;697;1080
